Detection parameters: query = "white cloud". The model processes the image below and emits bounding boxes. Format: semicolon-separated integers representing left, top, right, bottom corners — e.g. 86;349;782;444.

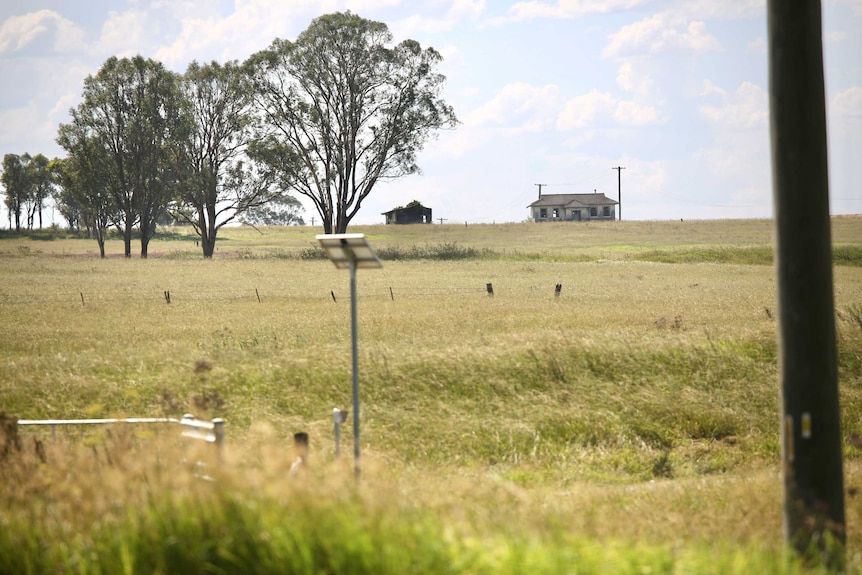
557;62;661;129
0;10;86;55
392;0;485;35
699;81;767;130
824;30;847;43
603;14;720;57
446;0;486;21
830;86;862;119
467;82;563;132
746;36;766;53
695;131;770;189
556;88;659;129
498;0;648;22
834;0;862;18
557;89;616;128
0;101;61;154
667;0;763;20
615;61;653;97
98;10;152;57
613;99;658;125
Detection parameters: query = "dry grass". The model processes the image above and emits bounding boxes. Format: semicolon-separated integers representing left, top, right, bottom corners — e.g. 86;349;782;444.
1;218;861;572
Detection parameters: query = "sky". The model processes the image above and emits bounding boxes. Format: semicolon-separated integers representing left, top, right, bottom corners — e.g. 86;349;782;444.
0;0;860;227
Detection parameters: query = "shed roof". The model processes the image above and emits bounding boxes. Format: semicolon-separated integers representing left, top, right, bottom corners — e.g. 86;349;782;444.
381;202;432;216
527;193;618;208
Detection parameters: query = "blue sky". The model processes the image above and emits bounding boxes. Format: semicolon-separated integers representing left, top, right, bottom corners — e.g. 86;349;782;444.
0;0;860;226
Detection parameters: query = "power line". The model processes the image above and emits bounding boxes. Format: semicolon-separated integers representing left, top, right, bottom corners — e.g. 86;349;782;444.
542;170;616;188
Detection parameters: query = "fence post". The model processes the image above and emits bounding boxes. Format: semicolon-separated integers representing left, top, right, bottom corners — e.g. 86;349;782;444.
290;431;309;476
213;418;225;451
333;408;348;458
0;413;21;458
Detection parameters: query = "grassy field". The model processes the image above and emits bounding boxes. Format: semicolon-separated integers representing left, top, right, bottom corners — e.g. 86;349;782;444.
1;217;862;573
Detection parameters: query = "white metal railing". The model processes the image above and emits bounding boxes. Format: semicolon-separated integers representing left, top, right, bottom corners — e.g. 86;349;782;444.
15;413;224;449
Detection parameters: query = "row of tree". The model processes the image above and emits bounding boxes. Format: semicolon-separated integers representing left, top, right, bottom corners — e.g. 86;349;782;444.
1;12;457;257
2;153;55;231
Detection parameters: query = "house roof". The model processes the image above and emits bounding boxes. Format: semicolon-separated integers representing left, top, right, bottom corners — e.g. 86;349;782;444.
381;203;432;216
527;193;618;208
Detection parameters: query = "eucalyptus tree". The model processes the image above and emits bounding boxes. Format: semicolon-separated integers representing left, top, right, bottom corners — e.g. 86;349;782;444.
49;158;85;232
2;153;31;231
26;154;52;229
172;60;292;257
50;152;115;256
245;11;457;234
58;55;184;257
239;194;305;226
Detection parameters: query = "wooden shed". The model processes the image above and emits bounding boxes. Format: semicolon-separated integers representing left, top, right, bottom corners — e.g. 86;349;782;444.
382;201;433;224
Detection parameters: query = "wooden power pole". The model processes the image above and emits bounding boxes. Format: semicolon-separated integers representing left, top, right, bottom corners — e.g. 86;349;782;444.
768;0;845;564
612;166;625;220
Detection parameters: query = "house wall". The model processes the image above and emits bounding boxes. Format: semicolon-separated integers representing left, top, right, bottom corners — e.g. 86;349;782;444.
532;205;616;222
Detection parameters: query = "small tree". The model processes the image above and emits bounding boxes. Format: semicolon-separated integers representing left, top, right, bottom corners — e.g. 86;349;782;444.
246;12;457;234
50;155;114;256
25;154;53;229
2;153;31;231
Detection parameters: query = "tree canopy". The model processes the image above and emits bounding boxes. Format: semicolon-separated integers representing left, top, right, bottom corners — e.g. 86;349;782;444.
246;11;457;234
39;11;457;255
57;56;184;258
171;60;291;257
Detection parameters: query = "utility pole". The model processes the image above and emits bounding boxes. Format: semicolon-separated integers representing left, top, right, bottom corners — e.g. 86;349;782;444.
612;166;625;220
534;183;545;198
768;0;844;566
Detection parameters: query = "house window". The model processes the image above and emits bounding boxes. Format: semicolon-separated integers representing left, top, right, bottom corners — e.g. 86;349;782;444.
540;208;547;218
552;208;559;218
590;207;597;217
603;206;610;217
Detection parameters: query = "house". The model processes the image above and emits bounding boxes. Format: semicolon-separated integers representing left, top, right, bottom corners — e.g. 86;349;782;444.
528;191;618;222
382;201;433;224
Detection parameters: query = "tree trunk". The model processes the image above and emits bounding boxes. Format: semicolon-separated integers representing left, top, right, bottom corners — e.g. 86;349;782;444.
202;237;215;258
139;220;153;258
95;223;106;258
123;216;133;258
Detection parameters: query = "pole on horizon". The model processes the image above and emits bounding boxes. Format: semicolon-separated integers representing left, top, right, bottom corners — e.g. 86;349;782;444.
612;167;625;220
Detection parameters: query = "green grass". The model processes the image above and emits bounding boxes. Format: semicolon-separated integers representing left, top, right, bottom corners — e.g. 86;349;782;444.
1;218;861;573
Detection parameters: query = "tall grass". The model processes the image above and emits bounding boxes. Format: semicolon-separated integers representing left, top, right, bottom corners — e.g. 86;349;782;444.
1;218;861;572
0;430;833;574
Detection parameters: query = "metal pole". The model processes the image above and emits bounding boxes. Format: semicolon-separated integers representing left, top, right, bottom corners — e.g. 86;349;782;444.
768;0;845;563
350;259;361;479
333;408;342;458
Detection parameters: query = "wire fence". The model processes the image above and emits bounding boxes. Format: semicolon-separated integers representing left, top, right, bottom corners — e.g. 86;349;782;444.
0;284;502;306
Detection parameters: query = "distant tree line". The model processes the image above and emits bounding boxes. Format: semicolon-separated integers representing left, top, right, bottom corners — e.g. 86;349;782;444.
1;12;456;258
